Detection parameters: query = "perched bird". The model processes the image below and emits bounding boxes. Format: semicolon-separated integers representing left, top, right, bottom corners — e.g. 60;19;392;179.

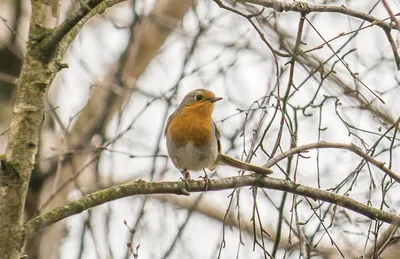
164;88;273;179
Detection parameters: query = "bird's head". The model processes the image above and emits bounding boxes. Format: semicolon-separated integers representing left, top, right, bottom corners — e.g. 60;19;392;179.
180;89;222;109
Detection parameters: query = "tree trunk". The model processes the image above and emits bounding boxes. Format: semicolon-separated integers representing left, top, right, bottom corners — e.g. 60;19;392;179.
0;0;61;257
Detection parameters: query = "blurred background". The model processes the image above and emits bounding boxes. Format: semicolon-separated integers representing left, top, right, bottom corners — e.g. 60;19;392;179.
1;0;400;258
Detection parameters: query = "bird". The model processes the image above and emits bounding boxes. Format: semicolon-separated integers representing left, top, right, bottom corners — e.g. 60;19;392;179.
164;88;273;179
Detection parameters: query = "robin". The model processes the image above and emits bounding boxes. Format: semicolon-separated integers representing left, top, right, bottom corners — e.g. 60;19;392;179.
165;88;273;179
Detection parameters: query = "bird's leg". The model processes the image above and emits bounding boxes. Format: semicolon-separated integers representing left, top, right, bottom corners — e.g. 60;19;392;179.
177;169;192;195
199;168;208;180
179;169;192;180
183;170;191;180
199;168;210;191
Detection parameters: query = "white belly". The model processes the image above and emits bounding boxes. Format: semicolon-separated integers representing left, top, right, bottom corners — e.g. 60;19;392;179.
166;141;218;171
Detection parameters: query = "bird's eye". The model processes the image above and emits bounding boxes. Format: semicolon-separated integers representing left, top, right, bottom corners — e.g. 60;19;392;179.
195;94;203;101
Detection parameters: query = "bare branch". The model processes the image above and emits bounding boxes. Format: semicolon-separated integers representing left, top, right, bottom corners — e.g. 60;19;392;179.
244;0;394;31
24;174;400;239
365;225;398;258
242;0;400;70
264;141;400;183
39;0;126;53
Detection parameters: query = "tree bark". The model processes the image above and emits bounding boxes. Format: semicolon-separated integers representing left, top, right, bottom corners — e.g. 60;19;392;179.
0;0;62;257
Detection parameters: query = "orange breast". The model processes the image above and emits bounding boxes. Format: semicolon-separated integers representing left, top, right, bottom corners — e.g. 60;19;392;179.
168;103;214;147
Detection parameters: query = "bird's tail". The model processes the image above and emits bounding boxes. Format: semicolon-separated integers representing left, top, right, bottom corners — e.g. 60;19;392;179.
216;153;273;175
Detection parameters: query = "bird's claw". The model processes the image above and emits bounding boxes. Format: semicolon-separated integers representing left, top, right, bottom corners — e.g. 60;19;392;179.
199;169;210;191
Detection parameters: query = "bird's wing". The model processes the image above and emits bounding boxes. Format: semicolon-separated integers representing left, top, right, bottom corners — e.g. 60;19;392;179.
213;121;222;153
164;113;175;137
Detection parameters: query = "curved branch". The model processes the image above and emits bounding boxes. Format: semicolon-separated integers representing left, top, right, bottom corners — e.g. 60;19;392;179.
244;0;394;31
39;0;126;52
24;174;400;239
242;0;400;69
365;225;398;258
152;195;351;257
264;141;400;183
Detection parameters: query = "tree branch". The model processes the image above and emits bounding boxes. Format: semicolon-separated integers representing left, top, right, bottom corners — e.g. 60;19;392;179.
24;174;400;239
241;0;400;70
264;141;400;183
1;0;62;257
152;194;353;257
365;225;398;258
244;0;394;30
39;0;126;53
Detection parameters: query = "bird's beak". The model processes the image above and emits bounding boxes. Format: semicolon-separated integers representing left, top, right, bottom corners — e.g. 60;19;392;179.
210;97;223;103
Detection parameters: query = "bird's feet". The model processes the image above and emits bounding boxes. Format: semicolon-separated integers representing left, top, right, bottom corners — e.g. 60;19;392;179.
178;170;192;195
180;170;192;180
199;169;210;192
